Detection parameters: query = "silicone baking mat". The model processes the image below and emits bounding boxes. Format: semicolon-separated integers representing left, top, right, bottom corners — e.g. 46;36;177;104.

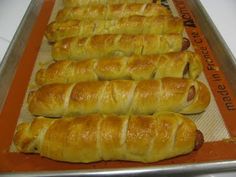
1;0;236;172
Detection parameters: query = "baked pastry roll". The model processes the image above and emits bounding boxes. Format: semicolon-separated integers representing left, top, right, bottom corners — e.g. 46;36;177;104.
56;3;170;21
14;112;204;163
36;51;202;85
63;0;158;7
46;16;183;42
52;34;184;60
28;78;210;117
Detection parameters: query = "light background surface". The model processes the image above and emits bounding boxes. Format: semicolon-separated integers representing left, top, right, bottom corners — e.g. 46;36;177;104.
0;0;31;63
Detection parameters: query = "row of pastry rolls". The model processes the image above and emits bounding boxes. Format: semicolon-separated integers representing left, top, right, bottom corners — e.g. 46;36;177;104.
63;0;160;7
52;34;189;60
47;2;186;59
14;2;208;163
28;78;210;117
46;16;183;42
14;112;203;163
36;51;202;85
56;3;169;21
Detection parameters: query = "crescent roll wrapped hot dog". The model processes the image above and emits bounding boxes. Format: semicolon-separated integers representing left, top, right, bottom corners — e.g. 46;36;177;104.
46;16;183;42
56;3;170;21
63;0;157;7
28;78;210;117
52;34;186;60
36;51;202;85
14;112;204;163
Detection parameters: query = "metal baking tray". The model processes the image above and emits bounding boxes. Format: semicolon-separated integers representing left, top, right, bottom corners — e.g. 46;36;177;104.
188;0;236;94
1;0;236;176
0;0;43;111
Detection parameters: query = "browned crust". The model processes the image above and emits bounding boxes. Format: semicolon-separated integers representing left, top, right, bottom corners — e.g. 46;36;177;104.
14;112;199;163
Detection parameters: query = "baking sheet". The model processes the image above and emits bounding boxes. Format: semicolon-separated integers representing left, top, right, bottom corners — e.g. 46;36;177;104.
1;0;236;174
11;0;229;151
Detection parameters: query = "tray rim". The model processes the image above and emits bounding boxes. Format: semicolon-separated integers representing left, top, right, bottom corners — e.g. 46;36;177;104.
2;160;236;176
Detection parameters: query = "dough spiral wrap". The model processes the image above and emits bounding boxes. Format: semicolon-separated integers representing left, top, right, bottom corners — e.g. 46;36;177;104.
28;78;210;117
52;34;183;60
46;16;183;42
56;3;170;21
36;51;202;85
63;0;158;7
14;112;203;163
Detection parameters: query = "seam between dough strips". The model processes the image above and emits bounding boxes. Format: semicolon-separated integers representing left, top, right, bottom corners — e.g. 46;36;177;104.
65;61;74;83
121;116;129;160
181;53;188;78
158;79;163;112
122;56;129;79
140;3;147;15
96;115;103;160
171;114;182;154
84;36;91;56
127;81;138;114
120;4;126;18
110;81;118;109
126;56;134;79
153;55;161;79
98;81;109;112
145;116;156;161
104;5;109;20
92;21;97;35
92;59;99;80
114;34;122;55
63;83;76;116
38;119;56;154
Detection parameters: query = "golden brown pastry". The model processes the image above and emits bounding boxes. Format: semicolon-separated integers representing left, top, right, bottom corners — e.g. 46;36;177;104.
45;16;183;42
52;34;184;60
36;51;202;85
63;0;158;7
13;112;204;163
56;3;170;21
28;78;210;117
